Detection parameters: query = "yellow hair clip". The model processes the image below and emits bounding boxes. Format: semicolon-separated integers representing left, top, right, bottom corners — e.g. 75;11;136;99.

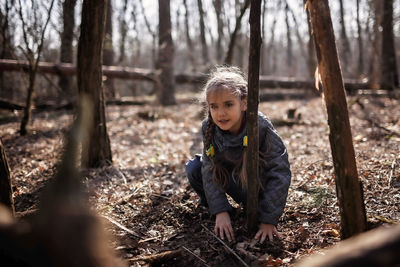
206;144;215;157
243;136;248;147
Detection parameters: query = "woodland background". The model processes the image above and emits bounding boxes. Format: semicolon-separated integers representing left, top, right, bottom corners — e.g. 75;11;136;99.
0;0;400;266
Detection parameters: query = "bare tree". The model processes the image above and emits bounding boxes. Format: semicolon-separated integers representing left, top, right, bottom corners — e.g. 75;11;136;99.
118;0;128;64
304;0;316;79
368;0;383;88
157;0;176;106
197;0;209;66
77;0;112;167
213;0;224;63
284;2;293;75
17;0;56;135
103;0;116;98
380;0;399;90
0;1;15;98
139;0;157;68
183;0;197;71
356;0;364;76
306;0;367;239
338;0;351;74
58;0;77;102
224;0;250;65
247;0;262;235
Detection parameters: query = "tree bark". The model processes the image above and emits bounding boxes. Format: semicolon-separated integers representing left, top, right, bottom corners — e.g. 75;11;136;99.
157;0;176;106
246;0;262;235
58;0;77;102
0;139;14;216
380;0;399;90
367;0;382;89
224;0;250;65
197;0;209;66
306;0;367;239
77;0;112;167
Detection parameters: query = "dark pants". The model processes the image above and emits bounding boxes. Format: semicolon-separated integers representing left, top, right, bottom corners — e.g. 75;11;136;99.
185;155;246;207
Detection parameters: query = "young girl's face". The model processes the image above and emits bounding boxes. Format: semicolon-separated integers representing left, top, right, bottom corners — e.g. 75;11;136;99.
207;87;247;134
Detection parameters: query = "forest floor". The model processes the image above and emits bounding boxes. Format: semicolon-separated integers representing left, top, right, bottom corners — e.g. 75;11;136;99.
1;90;400;266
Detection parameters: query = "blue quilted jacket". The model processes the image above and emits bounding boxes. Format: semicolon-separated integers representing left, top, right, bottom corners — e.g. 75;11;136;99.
201;112;291;225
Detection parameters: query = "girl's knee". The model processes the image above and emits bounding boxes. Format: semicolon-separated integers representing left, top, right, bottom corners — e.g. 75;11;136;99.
185;155;202;180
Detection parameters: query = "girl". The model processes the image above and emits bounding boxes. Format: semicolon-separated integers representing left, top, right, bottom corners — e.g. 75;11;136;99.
186;66;291;243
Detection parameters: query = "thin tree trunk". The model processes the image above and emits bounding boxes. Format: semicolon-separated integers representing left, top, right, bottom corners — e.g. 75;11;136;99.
183;0;197;71
338;0;351;74
213;0;224;63
284;3;293;75
77;0;112;167
131;3;141;67
306;0;367;239
304;0;316;79
157;0;176;106
380;0;399;90
266;16;277;75
18;0;55;136
103;0;116;99
118;0;128;64
368;0;382;89
59;0;77;102
139;0;157;67
197;0;209;66
356;0;364;76
224;0;250;65
0;1;14;99
260;0;267;75
246;0;262;235
0;139;14;216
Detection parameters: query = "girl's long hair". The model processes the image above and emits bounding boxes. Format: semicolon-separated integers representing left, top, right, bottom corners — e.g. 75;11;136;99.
202;66;267;189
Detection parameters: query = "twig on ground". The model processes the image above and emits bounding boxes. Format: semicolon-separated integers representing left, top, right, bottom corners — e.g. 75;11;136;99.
129;249;183;264
201;224;249;267
100;215;142;238
388;159;396;188
182;246;210;267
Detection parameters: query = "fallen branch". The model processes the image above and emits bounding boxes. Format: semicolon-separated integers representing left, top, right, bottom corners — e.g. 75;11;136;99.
100;215;142;238
129;249;183;264
295;225;400;267
182;246;210;267
201;224;249;267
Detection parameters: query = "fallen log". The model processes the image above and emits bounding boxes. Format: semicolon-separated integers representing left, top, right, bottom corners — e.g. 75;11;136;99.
129;249;183;265
0;59;369;90
296;225;400;267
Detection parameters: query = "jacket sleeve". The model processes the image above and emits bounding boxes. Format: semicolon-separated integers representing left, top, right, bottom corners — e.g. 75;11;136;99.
257;121;291;225
200;120;232;215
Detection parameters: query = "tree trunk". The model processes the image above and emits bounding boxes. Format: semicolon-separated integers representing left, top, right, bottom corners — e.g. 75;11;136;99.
118;0;128;64
368;0;382;89
304;0;316;79
284;3;293;75
306;0;367;239
224;0;250;65
157;0;176;106
338;0;351;74
0;2;14;99
183;0;197;71
58;0;77;102
77;0;112;167
380;0;399;90
0;139;14;216
213;0;224;63
246;0;262;235
103;0;116;99
356;0;364;77
197;0;209;66
20;70;35;135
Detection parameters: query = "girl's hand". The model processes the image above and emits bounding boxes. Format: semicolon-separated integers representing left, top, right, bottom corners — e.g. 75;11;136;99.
254;223;281;243
215;211;234;242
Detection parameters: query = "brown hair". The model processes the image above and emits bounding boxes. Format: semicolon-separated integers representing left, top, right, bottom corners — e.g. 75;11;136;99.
202;66;249;189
